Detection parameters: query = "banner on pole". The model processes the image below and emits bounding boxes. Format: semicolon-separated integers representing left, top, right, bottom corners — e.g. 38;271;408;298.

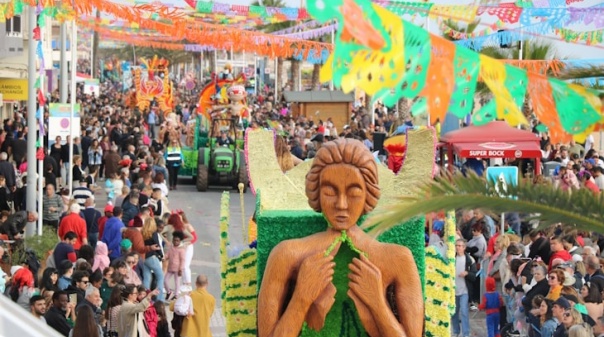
48;103;81;146
83;78;100;97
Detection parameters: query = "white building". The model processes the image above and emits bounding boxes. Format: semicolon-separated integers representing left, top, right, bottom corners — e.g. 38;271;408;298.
0;6;54;120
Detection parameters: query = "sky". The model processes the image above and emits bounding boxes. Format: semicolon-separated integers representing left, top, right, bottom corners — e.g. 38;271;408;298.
117;0;604;61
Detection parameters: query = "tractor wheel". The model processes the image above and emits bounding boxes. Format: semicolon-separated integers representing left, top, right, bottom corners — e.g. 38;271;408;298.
197;165;209;192
237;152;248;193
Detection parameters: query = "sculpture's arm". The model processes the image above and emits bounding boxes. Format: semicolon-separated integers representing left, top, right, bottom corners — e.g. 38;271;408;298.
258;245;334;337
392;249;424;337
258;245;310;337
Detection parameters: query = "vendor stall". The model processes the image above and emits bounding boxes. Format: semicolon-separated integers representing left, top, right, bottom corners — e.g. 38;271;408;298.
440;121;542;174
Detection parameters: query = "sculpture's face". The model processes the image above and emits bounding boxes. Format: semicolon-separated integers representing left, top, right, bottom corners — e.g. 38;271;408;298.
319;164;366;231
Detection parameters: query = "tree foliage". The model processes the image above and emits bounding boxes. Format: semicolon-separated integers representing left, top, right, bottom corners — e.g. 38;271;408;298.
364;173;604;237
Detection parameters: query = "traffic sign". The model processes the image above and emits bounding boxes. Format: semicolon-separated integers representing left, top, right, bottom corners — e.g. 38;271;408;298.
486;166;518;198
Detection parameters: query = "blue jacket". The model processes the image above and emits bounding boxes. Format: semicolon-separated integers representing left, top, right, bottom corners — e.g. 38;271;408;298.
101;217;124;259
121;199;139;226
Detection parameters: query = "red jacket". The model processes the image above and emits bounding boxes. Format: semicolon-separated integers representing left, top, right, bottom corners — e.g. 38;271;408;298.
58;213;87;250
98;216;109;239
122;228;154;257
549;250;572;271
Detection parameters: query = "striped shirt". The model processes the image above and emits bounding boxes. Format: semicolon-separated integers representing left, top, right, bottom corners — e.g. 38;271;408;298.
72;187;93;207
42;194;64;221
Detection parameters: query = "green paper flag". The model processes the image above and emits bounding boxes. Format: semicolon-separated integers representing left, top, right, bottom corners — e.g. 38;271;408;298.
249;6;267;17
448;48;479;119
549;79;601;134
196;1;213;13
34;78;41;89
14;0;23;15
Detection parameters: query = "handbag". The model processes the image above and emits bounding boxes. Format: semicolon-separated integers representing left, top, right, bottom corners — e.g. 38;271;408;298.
137;312;151;337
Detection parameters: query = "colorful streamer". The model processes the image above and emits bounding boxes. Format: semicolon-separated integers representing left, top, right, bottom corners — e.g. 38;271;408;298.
309;0;603;143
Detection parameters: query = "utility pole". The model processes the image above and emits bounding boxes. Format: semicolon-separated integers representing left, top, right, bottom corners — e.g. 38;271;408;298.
25;5;37;237
68;19;77;197
60;22;68;103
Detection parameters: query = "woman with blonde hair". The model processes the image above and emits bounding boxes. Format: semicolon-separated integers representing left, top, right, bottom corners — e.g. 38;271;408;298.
568;323;593;337
142;217;165;302
562;308;584;330
72;155;85;185
275;136;302;173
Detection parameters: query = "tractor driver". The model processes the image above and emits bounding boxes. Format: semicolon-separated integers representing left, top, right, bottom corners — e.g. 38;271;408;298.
217;130;234;147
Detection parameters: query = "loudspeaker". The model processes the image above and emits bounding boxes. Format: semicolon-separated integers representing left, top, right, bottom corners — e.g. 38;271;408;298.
373;132;386;156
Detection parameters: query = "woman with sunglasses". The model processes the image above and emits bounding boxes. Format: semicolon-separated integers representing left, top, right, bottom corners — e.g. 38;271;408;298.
117;284;159;337
560;308;584;336
547;270;566;301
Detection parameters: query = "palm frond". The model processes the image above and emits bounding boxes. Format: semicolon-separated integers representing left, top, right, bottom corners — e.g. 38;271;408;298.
363;174;604;237
559;65;604;80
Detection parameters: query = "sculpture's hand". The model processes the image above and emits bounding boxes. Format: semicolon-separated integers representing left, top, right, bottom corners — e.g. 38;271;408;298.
348;255;383;309
295;253;335;305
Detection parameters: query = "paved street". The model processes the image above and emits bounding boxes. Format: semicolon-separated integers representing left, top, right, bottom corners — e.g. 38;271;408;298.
94;179;255;336
94;178;487;336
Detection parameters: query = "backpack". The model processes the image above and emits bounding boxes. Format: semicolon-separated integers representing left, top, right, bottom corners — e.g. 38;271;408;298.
173;294;193;316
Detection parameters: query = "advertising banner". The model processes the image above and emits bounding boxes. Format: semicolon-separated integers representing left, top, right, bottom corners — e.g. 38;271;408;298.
48;103;81;146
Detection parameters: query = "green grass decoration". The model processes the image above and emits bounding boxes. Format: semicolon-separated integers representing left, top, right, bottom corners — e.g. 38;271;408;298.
301;243;368;337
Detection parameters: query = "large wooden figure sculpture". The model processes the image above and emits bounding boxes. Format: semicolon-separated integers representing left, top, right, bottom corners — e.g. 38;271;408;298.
258;139;424;337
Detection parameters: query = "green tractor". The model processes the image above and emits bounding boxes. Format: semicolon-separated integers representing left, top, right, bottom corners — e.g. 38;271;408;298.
196;118;248;192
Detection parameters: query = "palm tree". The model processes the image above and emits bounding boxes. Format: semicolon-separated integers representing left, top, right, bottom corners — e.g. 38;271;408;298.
364;174;604;237
311;63;320;90
559;65;604;81
92;9;101;78
102;46;192;66
251;0;292;93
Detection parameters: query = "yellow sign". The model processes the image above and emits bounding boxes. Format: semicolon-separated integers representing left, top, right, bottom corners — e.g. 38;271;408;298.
0;79;28;101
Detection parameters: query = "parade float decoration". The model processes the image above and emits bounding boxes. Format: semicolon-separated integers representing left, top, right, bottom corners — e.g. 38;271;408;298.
383;134;407;174
133;55;173;114
178;66;249;177
217;126;453;337
198;65;250;125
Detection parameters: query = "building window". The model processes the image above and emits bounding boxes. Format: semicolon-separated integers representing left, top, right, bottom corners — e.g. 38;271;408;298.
6;16;21;34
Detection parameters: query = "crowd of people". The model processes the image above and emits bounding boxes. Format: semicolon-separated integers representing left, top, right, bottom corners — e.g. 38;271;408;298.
0;79;226;337
429;207;604;337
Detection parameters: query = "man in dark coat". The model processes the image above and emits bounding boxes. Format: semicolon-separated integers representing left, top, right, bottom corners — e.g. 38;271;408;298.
44;291;72;336
0;210;38;240
103;145;121;179
0;152;16;190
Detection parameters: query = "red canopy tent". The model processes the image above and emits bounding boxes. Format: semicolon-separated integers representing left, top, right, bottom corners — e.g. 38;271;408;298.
439;121;542;173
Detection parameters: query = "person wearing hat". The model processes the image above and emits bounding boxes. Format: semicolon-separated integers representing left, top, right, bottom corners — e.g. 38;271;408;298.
101;206;125;261
98;204;114;240
556;261;582;290
548;297;570;337
562;293;596;327
479;277;503;337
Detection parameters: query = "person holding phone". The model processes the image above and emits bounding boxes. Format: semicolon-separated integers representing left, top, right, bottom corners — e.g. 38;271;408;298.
117;284;159;337
45;290;76;337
